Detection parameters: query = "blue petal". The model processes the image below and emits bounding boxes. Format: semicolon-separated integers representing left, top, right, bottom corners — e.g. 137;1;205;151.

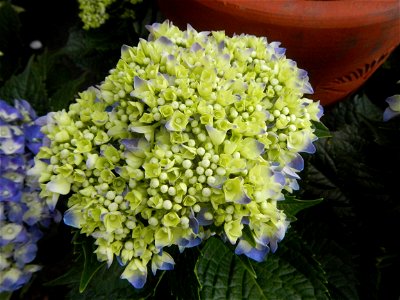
316;104;324;119
14;99;37;120
121;43;130;52
158;259;174;271
28;226;44;243
196;207;213;226
272;171;285;186
0;136;25;154
24;124;44;141
0;269;31;292
383;107;400;122
186;237;202;248
26;142;43;155
269;239;278;253
116;256;125;266
133;76;147;90
301;140;316;154
7;202;26;223
0;177;22;202
178;236;202;248
235;239;269;262
386;95;400;111
63;208;82;228
236;193;251;204
157;36;174;46
3;171;25;184
274;47;286;57
0;225;28;246
190;42;203;52
241;216;250;225
189;215;199;234
302;81;314;94
297;69;308;80
34;114;52;126
282;166;300;179
288;153;304;171
218;41;226;52
164;120;174;131
0;100;22;122
15;243;38;264
124;269;147;289
288;179;299;191
10;155;26;170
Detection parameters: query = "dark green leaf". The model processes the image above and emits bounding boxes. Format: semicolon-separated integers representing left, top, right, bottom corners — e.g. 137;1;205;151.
49;73;87;111
0;292;12;300
43;265;81;287
0;55;48;109
312;120;331;138
278;196;323;221
278;233;330;300
310;239;359;300
196;237;323;300
79;239;107;293
300;93;400;299
241;224;257;248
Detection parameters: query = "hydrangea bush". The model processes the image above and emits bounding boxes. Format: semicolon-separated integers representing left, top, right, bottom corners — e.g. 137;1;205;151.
78;0;143;29
29;21;323;288
0;100;60;292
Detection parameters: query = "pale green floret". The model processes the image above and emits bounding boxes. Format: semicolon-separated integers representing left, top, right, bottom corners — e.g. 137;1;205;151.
31;21;322;288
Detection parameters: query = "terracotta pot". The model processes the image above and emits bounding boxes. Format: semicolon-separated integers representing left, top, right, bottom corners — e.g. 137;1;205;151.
157;0;400;105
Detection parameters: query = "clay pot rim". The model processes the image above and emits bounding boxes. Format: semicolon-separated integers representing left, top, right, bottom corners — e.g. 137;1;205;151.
194;0;400;29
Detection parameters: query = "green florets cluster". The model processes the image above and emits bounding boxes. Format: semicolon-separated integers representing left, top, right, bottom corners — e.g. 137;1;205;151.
77;0;143;30
30;21;323;288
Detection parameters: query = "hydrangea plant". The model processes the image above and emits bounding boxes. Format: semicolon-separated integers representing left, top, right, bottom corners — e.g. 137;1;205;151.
78;0;143;29
29;21;323;288
0;100;60;292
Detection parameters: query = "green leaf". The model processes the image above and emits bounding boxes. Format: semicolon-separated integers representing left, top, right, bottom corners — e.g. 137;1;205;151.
309;239;359;300
278;196;323;221
60;26;130;81
195;237;323;300
0;292;12;300
43;264;81;287
49;73;87;111
79;239;107;293
300;93;400;298
277;233;330;299
312;120;331;138
0;54;48;110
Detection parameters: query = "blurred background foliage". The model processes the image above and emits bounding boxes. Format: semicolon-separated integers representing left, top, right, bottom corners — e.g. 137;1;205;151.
0;0;399;299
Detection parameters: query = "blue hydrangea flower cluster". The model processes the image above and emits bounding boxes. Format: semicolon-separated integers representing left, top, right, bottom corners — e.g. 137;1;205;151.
0;100;60;293
29;21;323;288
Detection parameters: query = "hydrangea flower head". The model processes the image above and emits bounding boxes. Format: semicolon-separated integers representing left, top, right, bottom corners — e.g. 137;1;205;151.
0;99;60;292
78;0;143;29
30;21;323;288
